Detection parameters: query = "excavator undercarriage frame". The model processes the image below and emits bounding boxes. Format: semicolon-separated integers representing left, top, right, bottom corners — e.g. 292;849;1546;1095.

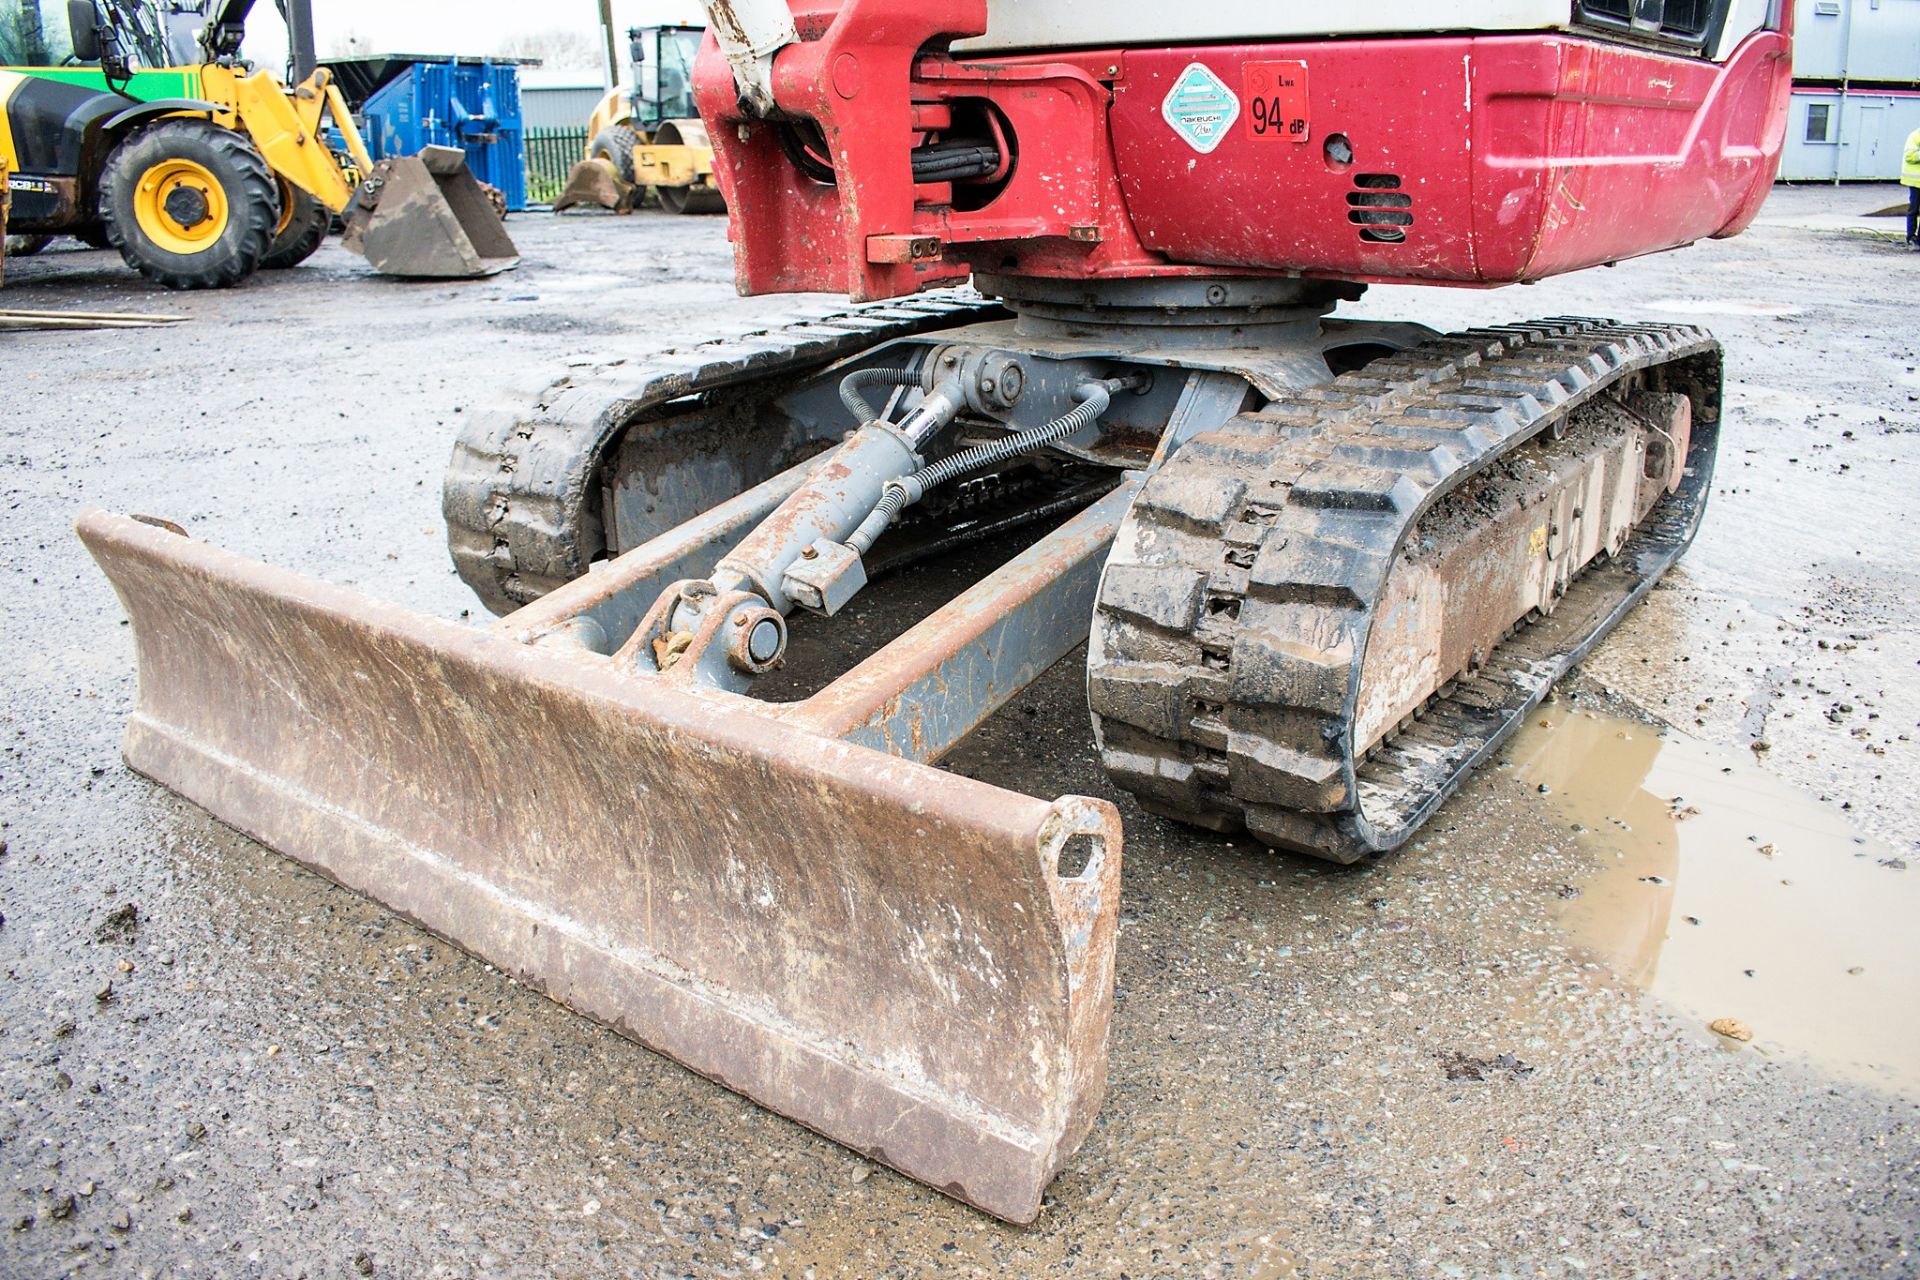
83;284;1721;1219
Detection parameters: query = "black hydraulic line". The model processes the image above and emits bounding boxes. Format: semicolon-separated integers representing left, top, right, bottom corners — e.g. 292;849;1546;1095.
848;378;1127;555
865;474;1119;577
777;125;1003;186
776;121;837;184
839;366;922;425
909;142;1001;183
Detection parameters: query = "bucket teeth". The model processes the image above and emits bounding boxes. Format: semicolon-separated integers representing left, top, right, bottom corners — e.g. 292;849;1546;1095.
76;510;1120;1224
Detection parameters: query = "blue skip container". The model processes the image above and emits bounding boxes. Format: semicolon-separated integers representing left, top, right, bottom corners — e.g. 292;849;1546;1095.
360;60;528;212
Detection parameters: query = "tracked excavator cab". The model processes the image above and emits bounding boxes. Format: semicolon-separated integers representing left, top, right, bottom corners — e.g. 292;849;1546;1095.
80;0;1793;1221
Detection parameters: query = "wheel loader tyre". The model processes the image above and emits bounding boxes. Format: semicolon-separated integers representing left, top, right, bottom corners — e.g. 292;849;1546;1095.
588;124;638;183
261;183;330;270
99;120;278;290
73;223;113;250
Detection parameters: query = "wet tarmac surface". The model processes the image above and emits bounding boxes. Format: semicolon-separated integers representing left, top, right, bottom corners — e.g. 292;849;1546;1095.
1;186;1916;1276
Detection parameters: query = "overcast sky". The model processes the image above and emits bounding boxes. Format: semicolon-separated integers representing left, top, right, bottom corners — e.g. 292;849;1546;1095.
240;1;708;77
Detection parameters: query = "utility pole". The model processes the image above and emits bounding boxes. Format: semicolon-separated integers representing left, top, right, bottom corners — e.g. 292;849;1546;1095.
598;0;620;88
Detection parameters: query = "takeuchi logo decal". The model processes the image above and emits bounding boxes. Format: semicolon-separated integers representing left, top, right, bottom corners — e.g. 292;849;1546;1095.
1161;62;1240;156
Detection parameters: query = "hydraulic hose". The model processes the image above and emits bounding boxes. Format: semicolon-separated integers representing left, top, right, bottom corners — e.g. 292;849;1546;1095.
910;142;1003;183
781;128;1003;186
848;379;1120;555
840;366;924;425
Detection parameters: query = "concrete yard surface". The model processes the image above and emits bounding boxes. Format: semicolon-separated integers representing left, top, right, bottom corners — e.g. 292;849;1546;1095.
0;183;1916;1277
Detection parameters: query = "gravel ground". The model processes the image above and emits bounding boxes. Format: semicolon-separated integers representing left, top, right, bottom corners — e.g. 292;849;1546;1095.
0;184;1916;1278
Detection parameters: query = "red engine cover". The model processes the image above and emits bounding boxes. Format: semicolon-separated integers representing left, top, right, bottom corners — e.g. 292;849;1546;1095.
1108;31;1793;285
696;5;1793;301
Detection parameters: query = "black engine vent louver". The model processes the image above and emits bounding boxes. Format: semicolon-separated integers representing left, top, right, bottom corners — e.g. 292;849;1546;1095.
1349;174;1413;245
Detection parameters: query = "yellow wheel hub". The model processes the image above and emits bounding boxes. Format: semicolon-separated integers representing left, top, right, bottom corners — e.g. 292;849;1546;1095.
133;158;231;254
272;175;297;238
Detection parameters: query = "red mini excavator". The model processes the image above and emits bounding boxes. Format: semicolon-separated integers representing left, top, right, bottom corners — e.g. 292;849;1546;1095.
80;0;1792;1223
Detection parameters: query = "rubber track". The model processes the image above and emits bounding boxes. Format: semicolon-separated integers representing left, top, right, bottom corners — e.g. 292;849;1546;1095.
444;290;1005;614
1089;318;1723;863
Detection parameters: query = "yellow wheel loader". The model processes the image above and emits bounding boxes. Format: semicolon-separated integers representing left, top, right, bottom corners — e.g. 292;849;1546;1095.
0;0;516;287
555;24;723;215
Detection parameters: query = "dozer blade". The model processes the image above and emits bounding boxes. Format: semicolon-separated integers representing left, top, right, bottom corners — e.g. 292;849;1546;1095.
75;511;1118;1225
553;156;634;213
343;145;519;278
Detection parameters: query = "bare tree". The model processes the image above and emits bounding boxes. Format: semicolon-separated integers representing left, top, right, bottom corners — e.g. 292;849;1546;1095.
496;29;604;71
323;28;374;58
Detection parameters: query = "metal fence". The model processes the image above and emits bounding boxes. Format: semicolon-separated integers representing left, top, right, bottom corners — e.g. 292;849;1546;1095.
525;127;589;205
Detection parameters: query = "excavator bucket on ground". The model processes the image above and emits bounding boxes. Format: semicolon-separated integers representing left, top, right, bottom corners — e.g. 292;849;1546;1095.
76;490;1120;1225
342;145;519;278
553;156;635;213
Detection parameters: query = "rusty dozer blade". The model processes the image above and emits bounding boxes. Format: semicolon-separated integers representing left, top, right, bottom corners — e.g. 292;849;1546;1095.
342;144;519;278
76;510;1118;1224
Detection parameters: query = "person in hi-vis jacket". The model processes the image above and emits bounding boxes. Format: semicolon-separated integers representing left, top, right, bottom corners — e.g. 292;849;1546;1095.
1906;125;1920;247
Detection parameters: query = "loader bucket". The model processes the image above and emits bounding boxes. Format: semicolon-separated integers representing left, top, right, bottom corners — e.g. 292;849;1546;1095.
342;145;519;278
76;510;1119;1224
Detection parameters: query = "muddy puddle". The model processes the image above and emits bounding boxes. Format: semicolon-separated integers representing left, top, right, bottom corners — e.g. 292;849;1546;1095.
1508;703;1919;1097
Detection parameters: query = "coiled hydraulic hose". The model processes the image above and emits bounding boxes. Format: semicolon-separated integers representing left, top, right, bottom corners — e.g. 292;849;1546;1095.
839;366;924;425
910;142;1003;183
847;379;1122;555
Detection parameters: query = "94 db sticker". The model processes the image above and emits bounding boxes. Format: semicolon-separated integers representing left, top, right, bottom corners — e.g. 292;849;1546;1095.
1243;61;1310;143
